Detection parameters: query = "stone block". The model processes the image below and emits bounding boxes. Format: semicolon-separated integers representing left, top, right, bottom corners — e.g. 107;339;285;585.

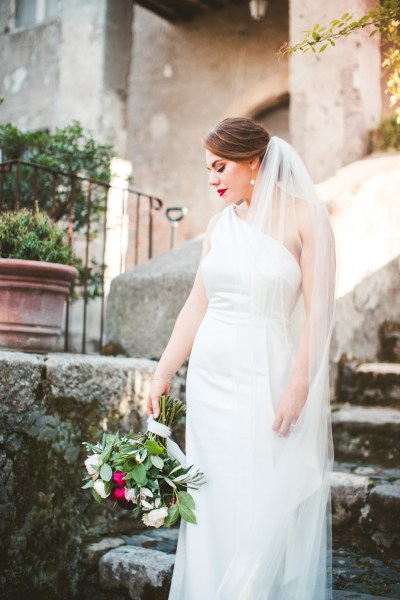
332;405;400;467
337;361;400;407
361;483;400;552
0;350;160;598
379;321;400;363
99;545;174;599
105;238;202;359
0;351;43;417
84;537;125;569
44;353;157;431
330;465;400;556
331;471;370;528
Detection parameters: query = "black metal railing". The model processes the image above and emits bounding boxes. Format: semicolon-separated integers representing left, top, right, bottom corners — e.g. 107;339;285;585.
0;159;163;353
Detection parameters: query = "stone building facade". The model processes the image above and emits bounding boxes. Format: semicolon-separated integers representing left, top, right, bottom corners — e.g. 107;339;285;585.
0;0;384;260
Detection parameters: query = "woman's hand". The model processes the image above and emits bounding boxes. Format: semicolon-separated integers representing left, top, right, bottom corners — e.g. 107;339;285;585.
147;377;171;419
272;381;308;437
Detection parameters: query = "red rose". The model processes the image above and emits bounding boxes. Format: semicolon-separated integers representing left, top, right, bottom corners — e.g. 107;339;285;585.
112;471;126;487
109;487;127;502
114;487;127;500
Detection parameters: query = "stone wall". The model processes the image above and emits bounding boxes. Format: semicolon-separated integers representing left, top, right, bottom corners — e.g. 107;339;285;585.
0;351;162;598
318;152;400;370
289;0;382;182
0;0;132;154
105;236;202;359
126;2;289;262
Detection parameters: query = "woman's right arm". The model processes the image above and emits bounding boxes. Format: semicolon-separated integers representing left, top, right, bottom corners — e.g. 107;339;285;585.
147;211;222;418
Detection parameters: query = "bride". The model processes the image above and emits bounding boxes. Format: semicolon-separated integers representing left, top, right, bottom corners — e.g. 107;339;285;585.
147;117;337;599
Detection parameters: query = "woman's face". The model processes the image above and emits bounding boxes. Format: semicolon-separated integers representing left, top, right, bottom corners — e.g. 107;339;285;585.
205;149;259;206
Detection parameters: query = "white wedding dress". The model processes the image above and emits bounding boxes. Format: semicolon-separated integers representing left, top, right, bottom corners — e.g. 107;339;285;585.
168;203;333;600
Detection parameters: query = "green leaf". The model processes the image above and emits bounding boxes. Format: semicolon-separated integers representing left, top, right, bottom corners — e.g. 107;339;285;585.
101;445;113;464
131;463;148;486
92;488;102;504
369;29;378;37
81;479;94;489
178;503;197;524
100;463;113;482
312;31;320;41
145;440;164;455
150;455;164;469
319;44;328;52
123;458;138;472
177;491;195;509
164;476;177;489
341;12;349;19
164;504;180;528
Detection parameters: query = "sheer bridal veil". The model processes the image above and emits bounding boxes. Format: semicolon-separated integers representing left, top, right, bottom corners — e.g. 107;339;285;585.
218;136;337;599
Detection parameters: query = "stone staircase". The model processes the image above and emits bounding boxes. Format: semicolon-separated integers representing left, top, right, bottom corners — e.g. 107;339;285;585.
81;327;400;599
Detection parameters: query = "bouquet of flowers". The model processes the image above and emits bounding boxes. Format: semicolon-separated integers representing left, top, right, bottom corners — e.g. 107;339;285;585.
82;395;205;528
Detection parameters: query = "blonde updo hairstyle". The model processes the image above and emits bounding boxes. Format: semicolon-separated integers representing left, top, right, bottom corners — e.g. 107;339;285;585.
203;117;271;164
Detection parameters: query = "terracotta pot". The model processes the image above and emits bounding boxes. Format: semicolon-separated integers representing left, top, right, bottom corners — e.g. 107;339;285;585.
0;259;78;352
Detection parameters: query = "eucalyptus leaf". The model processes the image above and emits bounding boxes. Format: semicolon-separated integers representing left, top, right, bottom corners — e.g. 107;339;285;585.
150;455;164;469
99;463;113;482
81;480;94;489
92;488;102;504
164;477;177;489
132;463;148;486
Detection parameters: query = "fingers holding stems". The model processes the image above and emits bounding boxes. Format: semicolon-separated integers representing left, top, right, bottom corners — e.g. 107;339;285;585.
147;377;171;419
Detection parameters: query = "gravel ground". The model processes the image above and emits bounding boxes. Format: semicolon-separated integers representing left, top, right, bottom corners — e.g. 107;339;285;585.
332;547;400;598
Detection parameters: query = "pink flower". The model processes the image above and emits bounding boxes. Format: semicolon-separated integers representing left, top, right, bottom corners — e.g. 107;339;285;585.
112;471;126;487
109;487;127;502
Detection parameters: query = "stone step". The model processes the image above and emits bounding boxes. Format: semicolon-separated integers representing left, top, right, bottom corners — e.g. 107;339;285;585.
332;404;400;467
338;361;400;407
93;536;400;600
86;466;400;599
331;464;400;557
99;545;174;600
333;593;399;600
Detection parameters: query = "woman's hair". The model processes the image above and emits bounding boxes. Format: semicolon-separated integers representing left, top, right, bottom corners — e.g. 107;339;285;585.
203;117;271;163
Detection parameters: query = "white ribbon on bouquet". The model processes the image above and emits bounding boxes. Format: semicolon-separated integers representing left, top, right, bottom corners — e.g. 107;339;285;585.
146;415;187;465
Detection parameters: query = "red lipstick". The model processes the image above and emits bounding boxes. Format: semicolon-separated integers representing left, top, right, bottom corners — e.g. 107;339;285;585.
217;188;228;197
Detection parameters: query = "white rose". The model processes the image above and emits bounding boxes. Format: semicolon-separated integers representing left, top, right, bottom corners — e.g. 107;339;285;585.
142;507;168;528
125;488;137;503
93;479;110;499
84;453;102;475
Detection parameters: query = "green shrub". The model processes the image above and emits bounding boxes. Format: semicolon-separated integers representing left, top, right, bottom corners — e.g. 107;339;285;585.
372;115;400;151
0;209;79;266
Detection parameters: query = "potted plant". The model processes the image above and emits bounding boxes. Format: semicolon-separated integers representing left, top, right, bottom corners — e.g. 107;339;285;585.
0;209;79;352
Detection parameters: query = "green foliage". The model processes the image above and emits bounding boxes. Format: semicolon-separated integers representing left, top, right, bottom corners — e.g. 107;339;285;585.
372;115;400;150
82;395;205;527
0;209;79;266
279;1;400;122
0;121;114;229
0;121;115;300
